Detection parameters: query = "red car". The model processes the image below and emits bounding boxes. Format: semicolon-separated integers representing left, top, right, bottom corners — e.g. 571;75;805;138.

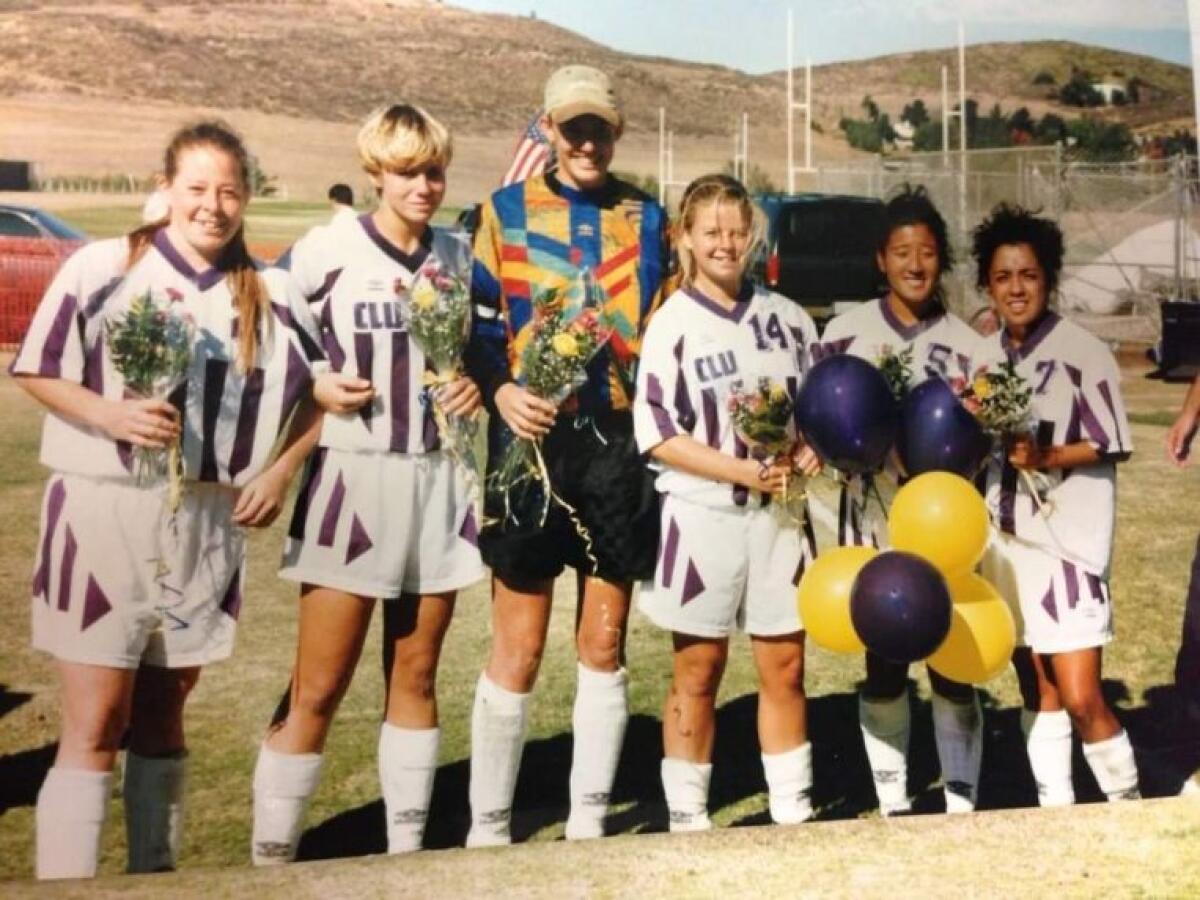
0;204;86;348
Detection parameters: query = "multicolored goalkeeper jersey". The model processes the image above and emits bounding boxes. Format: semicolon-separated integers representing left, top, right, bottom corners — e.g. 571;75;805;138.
466;172;670;414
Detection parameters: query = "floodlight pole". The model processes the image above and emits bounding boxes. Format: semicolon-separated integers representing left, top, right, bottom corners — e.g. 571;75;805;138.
957;21;968;236
658;106;666;205
941;65;950;162
786;8;815;194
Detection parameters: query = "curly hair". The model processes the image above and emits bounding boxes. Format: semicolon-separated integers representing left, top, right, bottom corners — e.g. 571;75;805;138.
972;203;1065;295
877;183;954;274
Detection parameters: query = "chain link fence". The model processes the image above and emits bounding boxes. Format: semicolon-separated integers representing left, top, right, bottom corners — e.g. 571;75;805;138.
812;147;1200;344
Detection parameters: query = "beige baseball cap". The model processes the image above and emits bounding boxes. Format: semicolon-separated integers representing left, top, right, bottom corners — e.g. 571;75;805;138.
544;65;621;127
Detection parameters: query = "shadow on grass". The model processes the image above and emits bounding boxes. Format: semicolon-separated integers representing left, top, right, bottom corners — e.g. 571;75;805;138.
296;677;1200;860
0;742;56;813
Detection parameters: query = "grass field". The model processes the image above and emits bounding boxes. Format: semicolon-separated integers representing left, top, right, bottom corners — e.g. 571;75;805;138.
1;352;1199;886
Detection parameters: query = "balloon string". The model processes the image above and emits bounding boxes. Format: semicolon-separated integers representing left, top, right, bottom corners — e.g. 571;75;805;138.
531;440;598;571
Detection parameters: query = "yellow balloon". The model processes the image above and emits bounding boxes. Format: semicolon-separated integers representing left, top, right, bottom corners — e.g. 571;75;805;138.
798;546;876;654
927;574;1016;684
888;471;990;580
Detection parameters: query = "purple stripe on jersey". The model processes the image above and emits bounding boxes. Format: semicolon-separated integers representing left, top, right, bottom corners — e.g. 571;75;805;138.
33;478;67;601
219;568;243;620
421;398;440;451
1041;584;1058;622
360;214;432;271
38;293;78;377
999;463;1018;534
318;297;347;371
287;447;326;541
153;229;227;291
227;366;265;480
308;268;344;305
278;343;310;436
879;296;945;341
672;336;697;431
459;507;479;547
1085;571;1105;603
732;436;750;506
318;471;346;548
700;388;719;449
81;276;122;319
346;514;374;565
791;557;806;587
199;358;229;483
390;333;411;452
683;283;753;323
661;516;680;589
1065;397;1083;445
81;332;105;393
681;559;705;605
1001;312;1059;362
802;514;817;558
812;337;853;363
1063;561;1080;609
1096;381;1122;451
116;439;134;473
1073;387;1110;450
354;333;375;432
645;374;678;440
1063;362;1083;389
56;525;77;612
272;301;323;363
81;575;113;631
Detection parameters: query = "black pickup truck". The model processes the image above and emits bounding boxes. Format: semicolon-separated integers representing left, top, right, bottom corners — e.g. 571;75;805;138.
753;193;886;321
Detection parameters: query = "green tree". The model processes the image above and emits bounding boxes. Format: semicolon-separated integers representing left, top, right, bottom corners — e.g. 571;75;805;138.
861;95;880;122
901;99;929;128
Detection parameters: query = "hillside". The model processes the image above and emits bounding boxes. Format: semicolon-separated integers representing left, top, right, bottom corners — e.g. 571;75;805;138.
0;0;1193;202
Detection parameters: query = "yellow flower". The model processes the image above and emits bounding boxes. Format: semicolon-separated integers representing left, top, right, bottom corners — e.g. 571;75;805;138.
973;376;993;399
769;384;788;404
551;332;580;357
410;282;437;311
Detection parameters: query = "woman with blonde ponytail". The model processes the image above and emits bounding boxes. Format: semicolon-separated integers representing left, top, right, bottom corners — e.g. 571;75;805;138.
12;120;319;880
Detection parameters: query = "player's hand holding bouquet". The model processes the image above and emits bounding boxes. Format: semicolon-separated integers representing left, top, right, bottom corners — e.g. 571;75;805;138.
406;260;482;491
491;267;614;527
728;377;816;524
105;290;194;510
960;359;1053;515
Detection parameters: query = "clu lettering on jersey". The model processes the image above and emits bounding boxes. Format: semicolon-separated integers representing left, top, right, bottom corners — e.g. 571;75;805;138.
353;301;406;331
694;351;739;383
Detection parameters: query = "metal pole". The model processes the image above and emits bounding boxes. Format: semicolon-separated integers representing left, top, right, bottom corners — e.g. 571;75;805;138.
805;57;813;172
941;65;950;162
958;21;968;238
743;112;750;183
658;107;666;206
787;8;795;193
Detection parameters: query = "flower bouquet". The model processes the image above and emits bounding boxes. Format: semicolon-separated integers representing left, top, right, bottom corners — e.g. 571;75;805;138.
405;261;481;494
876;344;914;401
960;359;1052;516
728;377;808;523
105;290;194;510
490;267;614;544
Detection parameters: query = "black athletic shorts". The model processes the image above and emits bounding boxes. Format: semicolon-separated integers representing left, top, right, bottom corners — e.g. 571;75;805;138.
480;409;660;584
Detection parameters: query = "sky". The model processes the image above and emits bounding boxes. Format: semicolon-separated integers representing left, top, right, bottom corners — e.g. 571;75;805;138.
447;0;1198;72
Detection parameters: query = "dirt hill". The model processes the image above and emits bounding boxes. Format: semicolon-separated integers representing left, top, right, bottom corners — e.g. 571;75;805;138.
0;0;1193;203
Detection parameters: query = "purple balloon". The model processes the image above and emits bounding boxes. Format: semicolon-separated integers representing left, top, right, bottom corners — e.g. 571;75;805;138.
797;355;897;474
850;551;952;664
898;378;993;479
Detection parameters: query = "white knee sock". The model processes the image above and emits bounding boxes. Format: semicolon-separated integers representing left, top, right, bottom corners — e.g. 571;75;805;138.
1082;729;1140;802
123;751;187;873
566;664;629;840
661;757;712;832
378;723;440;854
251;744;323;866
761;742;814;825
1020;708;1075;807
466;673;530;848
36;767;112;880
859;693;911;815
931;692;982;814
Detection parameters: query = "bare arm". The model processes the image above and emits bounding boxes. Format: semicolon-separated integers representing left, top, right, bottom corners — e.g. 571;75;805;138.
1008;436;1101;471
1166;374;1200;467
14;374;179;447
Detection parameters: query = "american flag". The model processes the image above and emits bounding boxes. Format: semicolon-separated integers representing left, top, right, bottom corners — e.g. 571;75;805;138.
501;110;555;187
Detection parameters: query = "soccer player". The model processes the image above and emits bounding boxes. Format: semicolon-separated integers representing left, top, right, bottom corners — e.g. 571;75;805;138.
12;120;317;879
463;64;670;844
250;104;484;863
1167;373;1200;766
634;174;821;831
973;203;1139;806
819;186;984;815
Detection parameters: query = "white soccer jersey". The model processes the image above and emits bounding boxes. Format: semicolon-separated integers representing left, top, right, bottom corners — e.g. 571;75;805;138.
634;283;820;510
974;312;1132;576
11;231;313;487
278;214;472;455
817;296;982;547
817;296;981;386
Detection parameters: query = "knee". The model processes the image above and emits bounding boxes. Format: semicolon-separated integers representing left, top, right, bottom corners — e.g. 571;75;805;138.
1059;689;1109;731
577;625;622;673
390;649;440;703
290;670;352;721
62;703;130;756
759;653;805;698
674;658;725;700
489;634;545;693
